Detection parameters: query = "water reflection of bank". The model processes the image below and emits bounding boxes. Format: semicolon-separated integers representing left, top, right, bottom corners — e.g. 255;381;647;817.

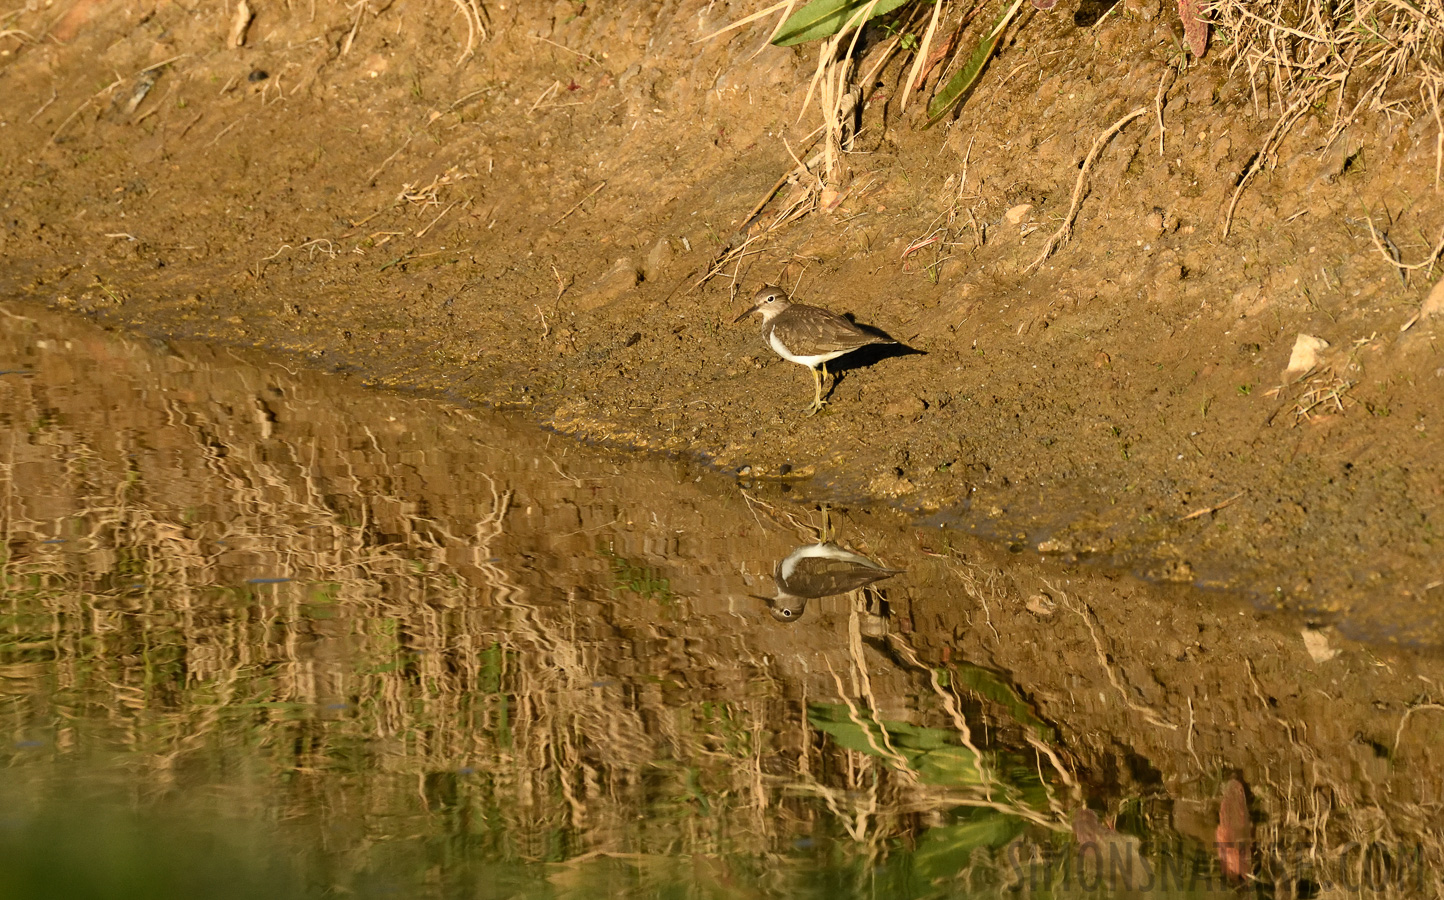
1;302;1441;898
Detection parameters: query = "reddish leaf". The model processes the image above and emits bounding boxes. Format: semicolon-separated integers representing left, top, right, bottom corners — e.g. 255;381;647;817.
1215;779;1253;882
1178;0;1208;57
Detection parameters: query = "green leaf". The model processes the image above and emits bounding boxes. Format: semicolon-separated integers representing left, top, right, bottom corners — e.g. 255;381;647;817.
913;814;1027;881
924;0;1025;127
772;0;915;47
950;661;1057;742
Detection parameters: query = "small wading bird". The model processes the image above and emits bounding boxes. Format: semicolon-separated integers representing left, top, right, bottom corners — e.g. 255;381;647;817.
733;284;896;414
759;542;902;623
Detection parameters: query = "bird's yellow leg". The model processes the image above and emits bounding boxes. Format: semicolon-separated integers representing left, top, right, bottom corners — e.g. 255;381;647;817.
805;365;826;415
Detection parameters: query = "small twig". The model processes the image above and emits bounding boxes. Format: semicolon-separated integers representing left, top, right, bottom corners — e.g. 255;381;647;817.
551;180;606;226
139;53;188;74
1181;491;1245;521
1154;64;1176;157
529;80;560;113
341;0;366;55
349;202;397;228
28;89;58;124
178;111;204;138
1366;216;1444;274
551;264;572;301
415;199;457;237
738;141;825;233
447;86;494;111
48;76;122;143
446;0;478;64
366;133;413;184
1026;107;1146;272
533;33;599;64
1222;92;1314;239
206;113;251;148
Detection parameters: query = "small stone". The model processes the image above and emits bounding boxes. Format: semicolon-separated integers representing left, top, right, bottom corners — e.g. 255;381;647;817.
1284;333;1329;382
1421;276;1444;320
643;238;674;281
1025;593;1056;617
575;258;640;311
1005;203;1034;225
1145;209;1165;234
1302;627;1340;663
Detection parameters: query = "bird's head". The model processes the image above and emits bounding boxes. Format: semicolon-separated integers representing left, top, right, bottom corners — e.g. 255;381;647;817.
733;284;791;324
756;592;808;623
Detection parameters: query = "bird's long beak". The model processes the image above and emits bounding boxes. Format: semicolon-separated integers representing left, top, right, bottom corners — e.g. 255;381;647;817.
732;303;762;324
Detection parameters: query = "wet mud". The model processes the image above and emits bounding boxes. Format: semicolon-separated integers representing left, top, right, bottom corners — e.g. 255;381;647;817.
4;301;1444;896
0;2;1441;643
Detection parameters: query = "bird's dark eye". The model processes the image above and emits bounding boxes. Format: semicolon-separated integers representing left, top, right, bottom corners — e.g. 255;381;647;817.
782;609;793;617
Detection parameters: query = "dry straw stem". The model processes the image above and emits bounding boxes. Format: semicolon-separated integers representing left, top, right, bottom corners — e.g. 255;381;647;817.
1221;90;1317;240
1366;215;1444;275
447;0;487;64
1212;0;1444;233
48;75;122;143
692;0;795;44
900;0;944;112
1025;106;1146;273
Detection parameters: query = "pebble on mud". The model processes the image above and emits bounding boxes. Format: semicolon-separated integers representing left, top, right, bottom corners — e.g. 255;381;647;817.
643;238;673;281
1005;204;1033;226
1420;276;1444;320
1025;592;1057;617
1301;627;1340;663
576;258;640;311
1284;333;1329;382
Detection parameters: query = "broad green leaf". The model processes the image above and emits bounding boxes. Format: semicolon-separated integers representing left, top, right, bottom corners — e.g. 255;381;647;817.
914;814;1027;881
772;0;915;47
951;661;1057;742
924;0;1025;127
913;744;986;786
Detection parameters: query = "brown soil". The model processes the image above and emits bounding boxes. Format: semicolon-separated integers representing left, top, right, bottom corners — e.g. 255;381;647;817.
9;301;1444;890
2;0;1442;645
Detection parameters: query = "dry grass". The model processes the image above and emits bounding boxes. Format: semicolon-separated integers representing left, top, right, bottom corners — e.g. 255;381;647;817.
1213;0;1444;234
0;311;1080;887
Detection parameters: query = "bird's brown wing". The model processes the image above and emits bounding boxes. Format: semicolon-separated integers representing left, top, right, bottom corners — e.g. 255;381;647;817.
788;304;895;355
783;556;903;598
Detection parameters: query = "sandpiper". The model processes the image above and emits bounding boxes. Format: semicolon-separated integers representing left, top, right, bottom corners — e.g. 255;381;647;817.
733;284;895;414
761;542;902;622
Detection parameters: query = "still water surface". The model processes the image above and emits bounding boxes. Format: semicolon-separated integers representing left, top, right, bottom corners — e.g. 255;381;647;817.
1;303;1439;898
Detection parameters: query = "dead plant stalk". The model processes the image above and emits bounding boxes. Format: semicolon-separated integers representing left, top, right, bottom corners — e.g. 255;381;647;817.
1026;107;1146;273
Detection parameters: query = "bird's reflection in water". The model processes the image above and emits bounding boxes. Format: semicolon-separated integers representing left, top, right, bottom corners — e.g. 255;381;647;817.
761;543;902;623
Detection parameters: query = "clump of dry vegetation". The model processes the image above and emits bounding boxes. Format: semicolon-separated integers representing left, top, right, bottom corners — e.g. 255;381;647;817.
704;0;1444;249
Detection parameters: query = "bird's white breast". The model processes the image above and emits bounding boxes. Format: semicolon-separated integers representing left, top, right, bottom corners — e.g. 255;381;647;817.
768;328;846;368
779;543;867;580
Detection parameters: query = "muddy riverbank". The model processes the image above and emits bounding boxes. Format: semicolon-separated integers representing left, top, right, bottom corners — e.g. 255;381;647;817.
1;0;1442;644
5;299;1444;896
